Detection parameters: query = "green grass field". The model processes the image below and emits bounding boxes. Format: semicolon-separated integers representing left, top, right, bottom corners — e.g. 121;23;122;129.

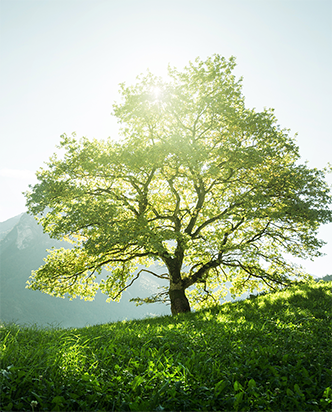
1;281;331;411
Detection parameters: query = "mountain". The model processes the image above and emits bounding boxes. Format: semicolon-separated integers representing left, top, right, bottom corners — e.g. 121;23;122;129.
0;213;169;328
315;274;332;282
0;213;23;241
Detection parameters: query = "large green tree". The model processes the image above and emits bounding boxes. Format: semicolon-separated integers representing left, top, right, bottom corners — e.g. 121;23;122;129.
25;55;332;315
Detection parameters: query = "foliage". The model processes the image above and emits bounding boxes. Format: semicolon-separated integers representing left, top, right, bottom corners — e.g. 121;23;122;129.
24;55;332;312
1;281;332;411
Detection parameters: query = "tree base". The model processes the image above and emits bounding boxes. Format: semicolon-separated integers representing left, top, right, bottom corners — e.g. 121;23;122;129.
169;288;191;315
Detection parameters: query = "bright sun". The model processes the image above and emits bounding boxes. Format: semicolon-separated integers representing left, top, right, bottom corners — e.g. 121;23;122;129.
152;87;161;100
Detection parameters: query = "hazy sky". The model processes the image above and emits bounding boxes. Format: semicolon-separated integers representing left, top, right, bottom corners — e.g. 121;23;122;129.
0;0;331;276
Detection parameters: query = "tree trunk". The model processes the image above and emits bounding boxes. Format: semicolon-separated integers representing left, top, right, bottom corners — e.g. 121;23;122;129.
169;285;191;315
165;253;190;315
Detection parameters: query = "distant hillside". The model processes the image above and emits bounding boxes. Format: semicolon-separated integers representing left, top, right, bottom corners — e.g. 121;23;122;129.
0;213;169;328
0;213;23;241
315;274;332;282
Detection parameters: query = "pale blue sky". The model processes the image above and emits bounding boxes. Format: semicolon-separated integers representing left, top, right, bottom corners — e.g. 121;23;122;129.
0;0;331;276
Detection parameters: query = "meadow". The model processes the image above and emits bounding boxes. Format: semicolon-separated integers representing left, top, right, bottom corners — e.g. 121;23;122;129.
1;281;331;411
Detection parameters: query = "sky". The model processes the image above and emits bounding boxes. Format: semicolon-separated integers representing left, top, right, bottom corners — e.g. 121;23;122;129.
0;0;331;277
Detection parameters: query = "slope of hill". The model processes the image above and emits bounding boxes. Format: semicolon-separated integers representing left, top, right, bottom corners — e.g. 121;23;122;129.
0;213;23;241
0;213;169;328
1;281;331;411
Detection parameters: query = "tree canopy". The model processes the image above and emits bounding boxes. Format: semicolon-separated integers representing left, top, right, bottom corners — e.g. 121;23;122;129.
25;55;332;315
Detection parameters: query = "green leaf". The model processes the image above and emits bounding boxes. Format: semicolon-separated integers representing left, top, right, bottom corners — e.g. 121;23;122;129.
234;380;243;392
214;379;227;395
248;378;256;389
52;396;65;405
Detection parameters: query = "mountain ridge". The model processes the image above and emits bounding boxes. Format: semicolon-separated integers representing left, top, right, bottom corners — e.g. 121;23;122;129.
0;213;24;241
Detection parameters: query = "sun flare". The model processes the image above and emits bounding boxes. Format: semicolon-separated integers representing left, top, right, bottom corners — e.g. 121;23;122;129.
152;86;161;100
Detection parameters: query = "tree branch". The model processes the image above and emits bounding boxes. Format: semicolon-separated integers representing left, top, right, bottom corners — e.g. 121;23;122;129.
184;177;206;235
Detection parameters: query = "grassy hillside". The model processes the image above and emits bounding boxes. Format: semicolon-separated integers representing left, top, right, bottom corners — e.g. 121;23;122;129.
1;281;331;411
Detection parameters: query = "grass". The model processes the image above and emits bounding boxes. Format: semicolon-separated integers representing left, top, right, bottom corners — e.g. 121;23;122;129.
1;281;331;411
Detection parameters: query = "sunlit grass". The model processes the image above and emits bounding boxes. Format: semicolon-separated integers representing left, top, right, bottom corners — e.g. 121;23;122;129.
1;281;331;411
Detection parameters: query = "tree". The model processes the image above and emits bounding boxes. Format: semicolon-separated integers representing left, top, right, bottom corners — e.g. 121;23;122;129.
25;55;332;315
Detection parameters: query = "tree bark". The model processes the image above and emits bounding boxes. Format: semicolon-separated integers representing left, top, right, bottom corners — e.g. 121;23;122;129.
164;250;190;315
169;285;191;315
